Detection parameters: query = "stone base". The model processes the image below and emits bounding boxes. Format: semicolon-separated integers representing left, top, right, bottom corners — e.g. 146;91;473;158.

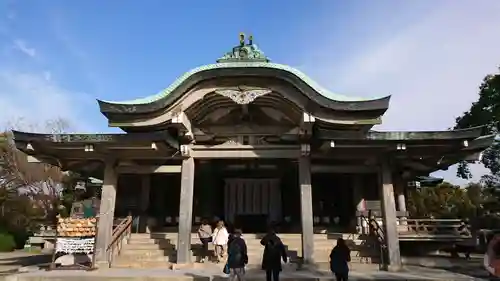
94;261;110;269
170;263;196;270
386;264;403;272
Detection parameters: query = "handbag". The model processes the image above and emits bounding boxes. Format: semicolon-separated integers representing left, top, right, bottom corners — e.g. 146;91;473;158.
223;263;230;274
199;226;213;243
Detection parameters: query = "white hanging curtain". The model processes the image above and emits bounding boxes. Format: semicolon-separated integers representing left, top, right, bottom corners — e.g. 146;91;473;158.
224;178;281;224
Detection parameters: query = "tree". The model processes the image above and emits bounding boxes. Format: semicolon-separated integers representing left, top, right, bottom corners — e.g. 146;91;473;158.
454;71;500;184
407;182;480;219
0;118;77;233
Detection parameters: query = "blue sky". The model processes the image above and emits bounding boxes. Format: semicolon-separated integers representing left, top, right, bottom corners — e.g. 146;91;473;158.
1;0;500;184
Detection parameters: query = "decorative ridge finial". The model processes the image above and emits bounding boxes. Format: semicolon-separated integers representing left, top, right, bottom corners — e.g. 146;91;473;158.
239;32;245;46
217;33;270;63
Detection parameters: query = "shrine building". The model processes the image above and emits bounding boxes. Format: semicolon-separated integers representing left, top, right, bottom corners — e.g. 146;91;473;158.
11;34;494;268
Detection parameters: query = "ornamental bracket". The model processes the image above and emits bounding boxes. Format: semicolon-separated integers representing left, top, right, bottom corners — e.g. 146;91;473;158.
215;87;272;105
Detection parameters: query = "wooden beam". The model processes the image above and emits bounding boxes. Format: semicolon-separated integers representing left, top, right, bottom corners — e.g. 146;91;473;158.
193;144;299;150
464;152;482;162
191;149;300;159
198;125;297;136
311;165;378;173
319;140;463;150
401;160;432;171
39;148;180;161
317;127;484;141
172;112;193;140
115;165;182;174
300;112;315;136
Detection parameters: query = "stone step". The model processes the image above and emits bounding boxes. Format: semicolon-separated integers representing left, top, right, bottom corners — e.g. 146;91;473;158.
128;237;366;246
118;249;377;263
112;259;382;271
133;233;361;240
152;230;360;238
113;254;379;265
124;242;330;250
123;242;370;254
111;260;172;269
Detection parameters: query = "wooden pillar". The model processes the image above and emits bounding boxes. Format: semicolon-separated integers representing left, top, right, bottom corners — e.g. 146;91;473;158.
177;158;195;264
396;181;407;214
95;160;117;264
380;160;402;271
299;150;314;264
139;174;151;233
394;176;407;226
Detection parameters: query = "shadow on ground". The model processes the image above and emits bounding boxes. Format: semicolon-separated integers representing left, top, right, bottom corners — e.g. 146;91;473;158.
404;256;492;280
0;252;52;275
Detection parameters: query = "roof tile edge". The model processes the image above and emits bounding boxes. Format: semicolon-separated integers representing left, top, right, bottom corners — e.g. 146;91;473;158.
99;62;387;105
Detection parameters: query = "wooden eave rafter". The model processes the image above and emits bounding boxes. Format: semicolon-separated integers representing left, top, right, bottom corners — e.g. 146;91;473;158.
395;134;495;173
12;130;180;150
316;131;494;172
314;116;382;132
317;126;485;141
11;130;182;170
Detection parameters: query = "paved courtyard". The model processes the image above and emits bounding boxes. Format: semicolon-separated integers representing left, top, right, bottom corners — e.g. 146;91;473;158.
0;251;51;276
0;266;491;281
0;253;492;281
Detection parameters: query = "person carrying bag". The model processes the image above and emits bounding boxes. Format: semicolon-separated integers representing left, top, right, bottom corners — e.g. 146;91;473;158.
197;219;213;263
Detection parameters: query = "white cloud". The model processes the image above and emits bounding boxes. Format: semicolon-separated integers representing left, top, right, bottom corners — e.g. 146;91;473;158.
303;1;500;185
0;70;94;132
43;71;52;81
12;39;36;57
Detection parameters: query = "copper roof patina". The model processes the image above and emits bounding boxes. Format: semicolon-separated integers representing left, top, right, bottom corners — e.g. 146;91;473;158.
97;34;390;115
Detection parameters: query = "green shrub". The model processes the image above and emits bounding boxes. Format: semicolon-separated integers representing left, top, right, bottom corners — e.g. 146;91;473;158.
0;233;15;252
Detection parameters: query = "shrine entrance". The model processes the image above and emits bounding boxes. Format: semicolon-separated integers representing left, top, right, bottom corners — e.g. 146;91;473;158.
311;173;357;232
224;178;281;233
197;159;292;233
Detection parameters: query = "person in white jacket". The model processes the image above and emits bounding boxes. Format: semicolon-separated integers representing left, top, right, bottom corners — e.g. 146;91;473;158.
212;220;229;262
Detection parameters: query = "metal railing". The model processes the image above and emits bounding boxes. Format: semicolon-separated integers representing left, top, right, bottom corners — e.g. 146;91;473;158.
397;218;470;236
360;213;387;270
106;215;133;267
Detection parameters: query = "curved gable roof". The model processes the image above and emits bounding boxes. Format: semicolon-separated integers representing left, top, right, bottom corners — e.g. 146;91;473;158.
97;36;391;116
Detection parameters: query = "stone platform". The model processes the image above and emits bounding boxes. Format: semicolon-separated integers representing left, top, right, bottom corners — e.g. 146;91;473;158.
3;264;490;281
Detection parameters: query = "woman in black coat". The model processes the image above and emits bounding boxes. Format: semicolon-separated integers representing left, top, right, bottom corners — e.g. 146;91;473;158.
260;230;288;281
330;238;351;281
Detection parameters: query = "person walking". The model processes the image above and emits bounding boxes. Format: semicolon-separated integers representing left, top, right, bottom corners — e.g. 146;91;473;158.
212;220;229;263
197;219;213;263
260;227;288;281
329;238;351;281
226;229;248;281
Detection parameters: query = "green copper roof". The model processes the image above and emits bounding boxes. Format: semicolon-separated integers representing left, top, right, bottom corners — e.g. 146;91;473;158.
101;35;382;105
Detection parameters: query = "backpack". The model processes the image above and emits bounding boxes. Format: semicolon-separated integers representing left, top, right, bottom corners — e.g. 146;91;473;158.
228;239;243;264
266;239;282;258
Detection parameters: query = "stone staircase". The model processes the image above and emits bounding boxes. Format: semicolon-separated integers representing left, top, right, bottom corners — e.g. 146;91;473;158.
112;232;381;268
